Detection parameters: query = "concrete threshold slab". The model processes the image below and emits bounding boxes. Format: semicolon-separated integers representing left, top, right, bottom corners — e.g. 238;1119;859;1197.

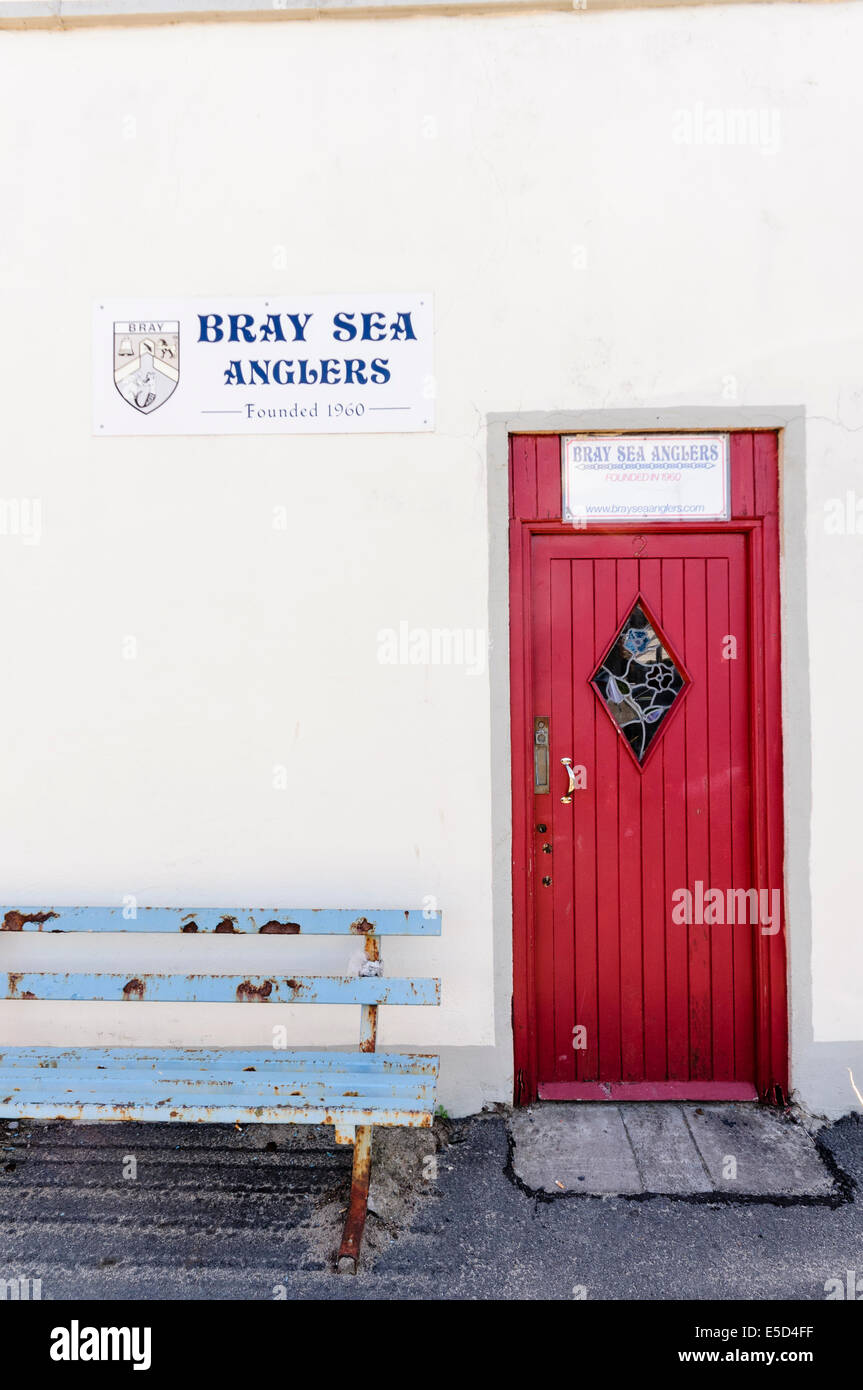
509;1103;642;1194
685;1104;835;1197
509;1103;837;1198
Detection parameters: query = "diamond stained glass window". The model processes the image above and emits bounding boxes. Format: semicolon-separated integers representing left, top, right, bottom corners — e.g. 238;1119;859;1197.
590;600;687;764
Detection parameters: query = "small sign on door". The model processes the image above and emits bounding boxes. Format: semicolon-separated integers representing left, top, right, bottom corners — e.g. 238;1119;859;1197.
562;433;730;523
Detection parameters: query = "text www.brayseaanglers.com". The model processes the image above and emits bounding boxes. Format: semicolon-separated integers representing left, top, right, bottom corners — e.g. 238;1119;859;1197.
582;503;707;515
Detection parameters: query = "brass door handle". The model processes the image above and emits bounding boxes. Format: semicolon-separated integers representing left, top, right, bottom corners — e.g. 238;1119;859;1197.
561;758;576;804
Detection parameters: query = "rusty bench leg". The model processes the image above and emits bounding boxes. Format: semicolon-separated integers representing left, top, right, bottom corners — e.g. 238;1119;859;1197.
337;1124;372;1274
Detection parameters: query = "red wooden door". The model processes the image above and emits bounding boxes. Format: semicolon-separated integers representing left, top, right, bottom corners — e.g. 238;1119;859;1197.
531;533;756;1098
510;432;786;1104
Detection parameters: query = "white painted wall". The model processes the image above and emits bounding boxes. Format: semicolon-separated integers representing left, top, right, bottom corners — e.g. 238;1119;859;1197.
0;3;861;1116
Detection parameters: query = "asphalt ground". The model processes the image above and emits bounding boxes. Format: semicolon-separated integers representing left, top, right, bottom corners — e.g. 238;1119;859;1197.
1;1109;860;1302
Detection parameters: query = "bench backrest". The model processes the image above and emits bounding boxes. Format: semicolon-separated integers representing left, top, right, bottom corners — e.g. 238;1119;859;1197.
1;908;440;936
1;907;441;1050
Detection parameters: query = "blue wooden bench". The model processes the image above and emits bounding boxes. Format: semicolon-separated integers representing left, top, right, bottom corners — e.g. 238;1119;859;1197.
0;906;441;1271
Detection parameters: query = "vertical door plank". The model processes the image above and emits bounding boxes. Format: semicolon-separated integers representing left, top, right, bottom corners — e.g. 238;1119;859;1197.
684;557;712;1080
616;558;644;1081
728;539;756;1081
594;559;622;1081
639;557;668;1081
510;435;537;519
536;436;563;519
753;433;778;520
662;558;689;1079
706;555;735;1079
571;558;600;1080
730;432;755;518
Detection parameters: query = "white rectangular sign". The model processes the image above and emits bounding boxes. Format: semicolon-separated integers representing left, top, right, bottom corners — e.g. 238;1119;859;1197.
93;295;434;435
562;433;730;522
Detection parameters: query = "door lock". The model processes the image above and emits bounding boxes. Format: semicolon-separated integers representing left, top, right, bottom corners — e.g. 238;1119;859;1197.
541;876;552;887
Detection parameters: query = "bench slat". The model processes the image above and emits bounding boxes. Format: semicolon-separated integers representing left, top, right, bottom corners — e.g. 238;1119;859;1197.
0;1047;439;1075
0;1101;434;1126
0;907;441;936
0;1048;438;1126
1;973;440;1005
0;1075;438;1105
0;1095;430;1128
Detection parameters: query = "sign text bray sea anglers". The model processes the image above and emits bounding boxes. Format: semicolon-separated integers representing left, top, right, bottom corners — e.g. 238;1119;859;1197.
199;307;416;389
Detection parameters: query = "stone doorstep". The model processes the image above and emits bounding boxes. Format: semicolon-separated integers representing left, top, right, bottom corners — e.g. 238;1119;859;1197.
508;1103;837;1198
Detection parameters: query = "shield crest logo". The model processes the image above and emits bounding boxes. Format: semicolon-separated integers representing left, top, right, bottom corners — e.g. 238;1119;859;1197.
113;320;179;414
